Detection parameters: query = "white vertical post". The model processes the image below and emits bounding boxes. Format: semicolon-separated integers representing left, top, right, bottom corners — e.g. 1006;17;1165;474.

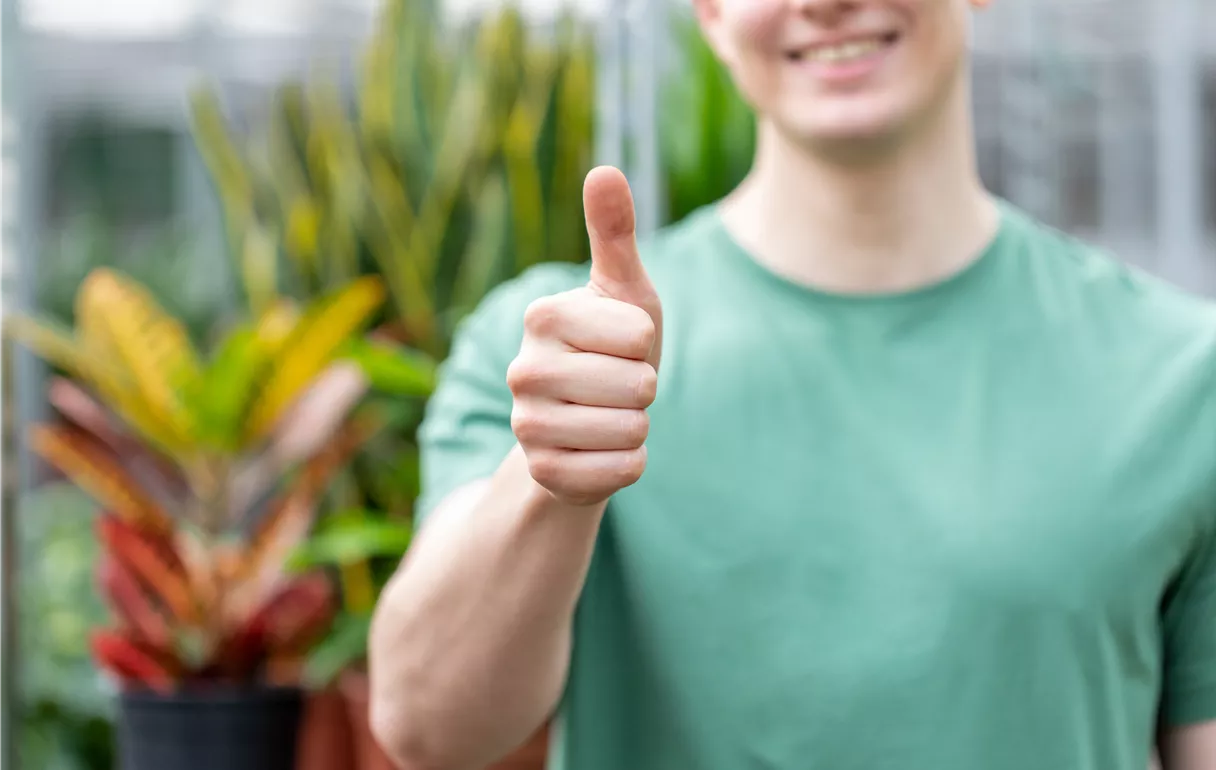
1153;0;1205;291
594;1;627;174
596;0;663;236
627;0;663;235
2;0;23;763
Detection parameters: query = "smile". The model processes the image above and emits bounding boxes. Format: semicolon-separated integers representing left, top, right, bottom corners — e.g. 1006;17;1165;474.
786;32;900;64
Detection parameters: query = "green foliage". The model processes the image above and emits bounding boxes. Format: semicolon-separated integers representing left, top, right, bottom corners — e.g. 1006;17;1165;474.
36;214;230;348
18;482;113;770
188;2;600;680
191;0;596;362
301;613;373;690
660;12;756;226
183;0;760;683
8;271;393;691
288;508;412;686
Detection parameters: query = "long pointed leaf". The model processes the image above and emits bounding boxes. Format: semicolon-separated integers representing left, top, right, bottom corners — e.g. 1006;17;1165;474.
244;277;385;442
98;516;199;627
48;378;189;515
77;269;200;446
30;424;173;536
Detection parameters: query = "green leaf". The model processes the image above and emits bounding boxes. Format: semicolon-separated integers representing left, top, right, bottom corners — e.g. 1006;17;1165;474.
340;338;436;397
191;325;266;449
287;512;413;570
302;613;372;689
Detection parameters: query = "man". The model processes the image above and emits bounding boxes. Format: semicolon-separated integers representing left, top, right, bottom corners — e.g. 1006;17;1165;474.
368;1;1216;768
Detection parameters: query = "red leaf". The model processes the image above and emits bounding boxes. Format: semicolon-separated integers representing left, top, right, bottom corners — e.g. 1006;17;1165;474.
208;573;336;679
260;573;336;654
97;556;173;650
90;629;177;693
98;516;199;626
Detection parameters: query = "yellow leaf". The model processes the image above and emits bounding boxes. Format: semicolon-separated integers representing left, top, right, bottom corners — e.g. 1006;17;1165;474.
192;300;301;450
77;269;201;446
5;314;89;379
8;314;187;459
244;277;385;442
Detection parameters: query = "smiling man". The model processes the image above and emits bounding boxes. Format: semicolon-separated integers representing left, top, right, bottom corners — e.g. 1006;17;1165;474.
368;2;1216;769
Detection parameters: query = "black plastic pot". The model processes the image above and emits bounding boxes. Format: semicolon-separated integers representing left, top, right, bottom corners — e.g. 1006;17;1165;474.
117;686;303;770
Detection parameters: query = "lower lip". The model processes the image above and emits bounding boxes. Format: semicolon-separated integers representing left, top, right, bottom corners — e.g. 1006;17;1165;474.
790;40;896;84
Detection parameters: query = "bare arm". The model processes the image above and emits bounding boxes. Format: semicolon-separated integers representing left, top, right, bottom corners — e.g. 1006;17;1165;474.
368;447;607;770
368;167;661;770
1158;721;1216;770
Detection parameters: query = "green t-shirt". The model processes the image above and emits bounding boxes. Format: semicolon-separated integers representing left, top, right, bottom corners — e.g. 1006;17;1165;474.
417;200;1216;770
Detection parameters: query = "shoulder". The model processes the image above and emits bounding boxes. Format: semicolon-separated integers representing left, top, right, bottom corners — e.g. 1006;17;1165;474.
1002;202;1216;357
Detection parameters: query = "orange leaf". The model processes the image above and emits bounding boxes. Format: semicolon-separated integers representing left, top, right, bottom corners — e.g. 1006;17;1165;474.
98;516;199;626
30;424;173;537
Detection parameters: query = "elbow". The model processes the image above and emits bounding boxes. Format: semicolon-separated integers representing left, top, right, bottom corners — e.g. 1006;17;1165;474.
369;690;451;770
367;623;444;770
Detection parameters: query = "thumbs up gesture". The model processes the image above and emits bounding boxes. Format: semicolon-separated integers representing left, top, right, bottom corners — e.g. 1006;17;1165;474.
507;166;663;506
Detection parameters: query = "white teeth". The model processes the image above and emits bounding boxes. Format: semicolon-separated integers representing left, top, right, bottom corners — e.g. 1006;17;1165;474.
801;38;884;63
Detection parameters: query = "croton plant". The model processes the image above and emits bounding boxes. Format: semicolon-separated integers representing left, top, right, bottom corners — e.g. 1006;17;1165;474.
9;268;398;692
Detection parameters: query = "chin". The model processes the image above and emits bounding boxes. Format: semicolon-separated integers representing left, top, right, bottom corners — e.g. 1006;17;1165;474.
776;102;913;156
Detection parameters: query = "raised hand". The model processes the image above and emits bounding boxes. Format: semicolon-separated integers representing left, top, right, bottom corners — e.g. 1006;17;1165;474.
507;166;663;506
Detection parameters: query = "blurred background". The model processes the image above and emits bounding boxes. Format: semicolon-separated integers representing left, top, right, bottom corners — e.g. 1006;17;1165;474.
1;1;1213;769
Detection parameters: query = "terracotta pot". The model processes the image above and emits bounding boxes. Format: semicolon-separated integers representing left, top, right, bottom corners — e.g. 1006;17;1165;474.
338;670;550;770
295;687;356;770
340;670;401;770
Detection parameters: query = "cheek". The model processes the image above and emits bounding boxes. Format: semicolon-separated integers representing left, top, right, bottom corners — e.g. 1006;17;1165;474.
719;0;786;56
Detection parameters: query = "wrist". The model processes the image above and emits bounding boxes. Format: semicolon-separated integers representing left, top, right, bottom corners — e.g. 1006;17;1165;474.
498;444;609;526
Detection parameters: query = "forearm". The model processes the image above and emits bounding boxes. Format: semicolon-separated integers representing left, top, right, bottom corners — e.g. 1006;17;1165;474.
1158;721;1216;770
368;445;605;770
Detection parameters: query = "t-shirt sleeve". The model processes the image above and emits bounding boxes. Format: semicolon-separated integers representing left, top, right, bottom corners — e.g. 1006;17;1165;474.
413;262;588;525
1161;512;1216;727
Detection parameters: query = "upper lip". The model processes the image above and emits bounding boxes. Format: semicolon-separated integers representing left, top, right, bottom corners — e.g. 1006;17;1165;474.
785;31;896;54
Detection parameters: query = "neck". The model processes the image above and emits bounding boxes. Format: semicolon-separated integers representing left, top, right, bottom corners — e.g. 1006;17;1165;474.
719;70;999;296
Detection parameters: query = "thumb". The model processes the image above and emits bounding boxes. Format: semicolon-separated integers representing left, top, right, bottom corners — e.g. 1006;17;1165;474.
583;166;663;370
584;165;651;298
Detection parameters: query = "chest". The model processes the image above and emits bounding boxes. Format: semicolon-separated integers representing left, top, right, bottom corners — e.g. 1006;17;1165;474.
611;320;1209;629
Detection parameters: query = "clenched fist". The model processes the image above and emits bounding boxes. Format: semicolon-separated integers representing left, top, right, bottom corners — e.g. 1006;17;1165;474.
507;166;664;506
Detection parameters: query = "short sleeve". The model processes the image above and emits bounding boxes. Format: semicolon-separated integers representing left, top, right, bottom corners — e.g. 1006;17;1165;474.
1161;516;1216;726
414;262;588;525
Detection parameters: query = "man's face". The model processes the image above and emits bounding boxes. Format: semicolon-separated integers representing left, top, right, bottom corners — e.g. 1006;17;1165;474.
695;0;988;152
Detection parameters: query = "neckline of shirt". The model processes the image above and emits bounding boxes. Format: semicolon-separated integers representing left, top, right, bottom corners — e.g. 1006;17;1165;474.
700;196;1022;311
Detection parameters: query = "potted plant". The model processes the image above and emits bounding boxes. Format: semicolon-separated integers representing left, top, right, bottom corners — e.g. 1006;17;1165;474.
7;268;396;770
184;7;595;767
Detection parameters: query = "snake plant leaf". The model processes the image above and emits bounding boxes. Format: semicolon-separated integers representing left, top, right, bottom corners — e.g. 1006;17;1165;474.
504;54;557;275
30;424;174;537
449;169;510;321
244;276;386;443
